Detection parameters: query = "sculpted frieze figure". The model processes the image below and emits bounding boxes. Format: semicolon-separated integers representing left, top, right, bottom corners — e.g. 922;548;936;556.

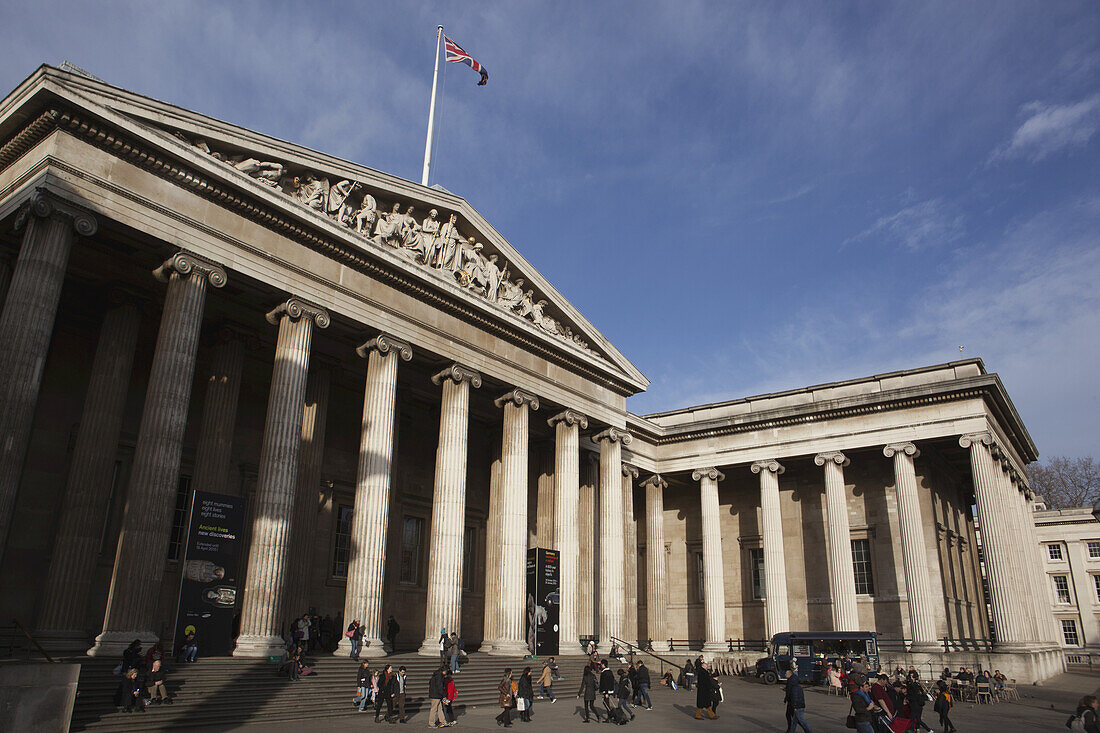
419;209;442;265
497;277;525;311
483;254;504;302
433;213;462;270
531;300;560;335
354;194;378;235
327;180;359;225
296;175;329;211
398;206;421;252
374;202;404;245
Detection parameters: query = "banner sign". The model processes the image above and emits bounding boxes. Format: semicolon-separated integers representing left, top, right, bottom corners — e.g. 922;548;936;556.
526;548;560;656
173;490;246;657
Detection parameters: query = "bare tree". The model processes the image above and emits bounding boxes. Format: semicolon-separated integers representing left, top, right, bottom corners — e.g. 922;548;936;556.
1028;456;1100;509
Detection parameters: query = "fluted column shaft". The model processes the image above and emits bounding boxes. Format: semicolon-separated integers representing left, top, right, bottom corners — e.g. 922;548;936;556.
622;465;640;645
550;411;586;655
339;336;410;657
190;333;245;496
596;428;630;653
959;433;1028;649
234;299;328;657
753;460;789;636
285;365;331;617
0;195;95;559
481;445;504;653
90;253;225;656
417;365;481;655
884;443;938;651
642;476;667;647
996;462;1044;645
693;467;727;653
38;300;141;640
578;454;599;639
816;452;859;632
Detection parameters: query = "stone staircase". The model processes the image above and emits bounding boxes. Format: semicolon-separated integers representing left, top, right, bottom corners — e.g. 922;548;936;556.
69;651;597;731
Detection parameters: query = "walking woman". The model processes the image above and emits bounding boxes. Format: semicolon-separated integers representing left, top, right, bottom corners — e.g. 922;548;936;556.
577;665;599;723
517;666;534;721
375;664;397;722
906;678;932;732
933;680;956;733
496;668;515;727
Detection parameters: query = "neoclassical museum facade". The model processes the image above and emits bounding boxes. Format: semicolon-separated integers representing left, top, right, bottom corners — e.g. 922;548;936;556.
0;66;1062;680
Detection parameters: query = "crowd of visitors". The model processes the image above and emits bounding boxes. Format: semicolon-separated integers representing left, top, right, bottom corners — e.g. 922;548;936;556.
110;639;173;713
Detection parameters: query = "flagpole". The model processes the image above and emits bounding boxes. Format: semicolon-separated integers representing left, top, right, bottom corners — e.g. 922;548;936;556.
421;25;443;186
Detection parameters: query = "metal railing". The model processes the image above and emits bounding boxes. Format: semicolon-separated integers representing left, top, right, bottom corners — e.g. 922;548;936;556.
1;620;56;662
609;635;683;677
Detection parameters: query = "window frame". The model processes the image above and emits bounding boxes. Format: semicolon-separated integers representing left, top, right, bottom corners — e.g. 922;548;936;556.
1088;541;1100;560
1061;618;1081;646
399;515;426;586
461;525;478;592
749;547;765;600
330;503;354;579
851;538;875;596
1048;543;1064;561
167;474;193;562
1053;574;1072;605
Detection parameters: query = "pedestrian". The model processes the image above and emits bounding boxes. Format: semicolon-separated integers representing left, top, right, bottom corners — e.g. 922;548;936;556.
114;667;145;713
598;660;616;721
443;668;458;725
627;661;639;705
783;668;812;733
375;664;397;723
635;660;652;710
428;665;448;729
347;619;363;660
449;632;461;674
848;680;887;733
681;658;695;691
354;660;371;712
321;613;333;651
577;665;599;723
518;666;534;722
537;659;557;702
145;659;170;705
1071;695;1100;733
496;668;515;728
906;679;932;732
933;680;956;733
693;658;718;720
870;674;895;717
615;668;636;722
387;615;400;651
548;655;562;681
395;665;409;724
585;638;596;656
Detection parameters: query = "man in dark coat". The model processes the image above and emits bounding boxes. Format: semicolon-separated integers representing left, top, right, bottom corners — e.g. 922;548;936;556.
427;666;447;728
694;659;718;719
783;668;813;732
598;660;616;720
635;661;652;709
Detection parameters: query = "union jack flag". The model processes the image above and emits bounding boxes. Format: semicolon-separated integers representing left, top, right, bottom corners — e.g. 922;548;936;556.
444;34;489;86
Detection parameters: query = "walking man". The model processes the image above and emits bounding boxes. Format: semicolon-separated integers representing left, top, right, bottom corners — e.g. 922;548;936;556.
537;659;557;702
428;665;448;728
784;668;813;732
635;660;652;710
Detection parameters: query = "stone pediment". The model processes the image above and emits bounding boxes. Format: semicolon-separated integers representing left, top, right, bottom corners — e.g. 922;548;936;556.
0;64;649;394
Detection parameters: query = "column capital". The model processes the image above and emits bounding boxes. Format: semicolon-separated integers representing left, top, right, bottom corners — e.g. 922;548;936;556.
265;297;330;328
622;464;639;479
547;409;588;430
692;467;725;482
883;442;920;459
958;432;993;450
640;474;667;490
750;459;784;475
14;188;98;237
356;333;413;361
494;387;539;410
154;251;227;289
814;451;850;467
431;363;482;388
593;427;632;445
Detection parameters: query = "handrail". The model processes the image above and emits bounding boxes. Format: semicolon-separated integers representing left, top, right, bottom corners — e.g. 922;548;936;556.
13;619;55;663
609;635;683;674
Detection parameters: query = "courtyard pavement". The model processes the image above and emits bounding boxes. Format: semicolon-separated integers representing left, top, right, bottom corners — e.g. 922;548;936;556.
195;671;1099;732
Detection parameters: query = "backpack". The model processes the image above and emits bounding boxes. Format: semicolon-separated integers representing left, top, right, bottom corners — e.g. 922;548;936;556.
1068;712;1087;732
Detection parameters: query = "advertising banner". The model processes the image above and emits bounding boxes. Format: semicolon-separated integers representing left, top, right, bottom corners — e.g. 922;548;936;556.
525;548;560;656
173;490;247;657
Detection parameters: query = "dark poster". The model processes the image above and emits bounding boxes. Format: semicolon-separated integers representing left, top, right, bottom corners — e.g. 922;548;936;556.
173;490;246;657
525;548;560;656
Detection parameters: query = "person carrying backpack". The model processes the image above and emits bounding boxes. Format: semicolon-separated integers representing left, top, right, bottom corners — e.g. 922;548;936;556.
615;668;636;722
933;680;956;733
1069;695;1100;733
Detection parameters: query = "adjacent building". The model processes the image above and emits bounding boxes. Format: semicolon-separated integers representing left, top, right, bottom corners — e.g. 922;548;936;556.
1033;506;1100;651
0;65;1063;681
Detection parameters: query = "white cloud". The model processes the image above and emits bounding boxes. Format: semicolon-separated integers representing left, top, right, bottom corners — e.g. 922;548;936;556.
990;94;1100;163
845;197;965;251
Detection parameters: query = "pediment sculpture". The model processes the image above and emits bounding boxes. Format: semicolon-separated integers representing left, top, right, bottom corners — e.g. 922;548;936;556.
181;135;594;355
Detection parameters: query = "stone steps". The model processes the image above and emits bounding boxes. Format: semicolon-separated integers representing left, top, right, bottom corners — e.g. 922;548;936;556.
69;652;596;731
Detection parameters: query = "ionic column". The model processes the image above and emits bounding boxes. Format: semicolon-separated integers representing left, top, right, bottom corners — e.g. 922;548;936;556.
550;410;587;656
595;427;631;653
190;329;245;496
339;335;411;657
641;475;668;648
622;464;640;645
996;461;1042;645
959;432;1031;649
89;252;226;656
285;364;332;618
234;298;329;657
0;192;96;558
751;460;789;636
815;451;859;632
417;365;482;655
534;445;555;548
578;453;599;640
693;467;727;654
481;441;504;653
883;442;939;652
37;296;141;646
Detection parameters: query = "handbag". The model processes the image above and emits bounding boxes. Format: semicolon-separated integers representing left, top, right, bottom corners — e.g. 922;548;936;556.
846;703;857;729
345;629;355;639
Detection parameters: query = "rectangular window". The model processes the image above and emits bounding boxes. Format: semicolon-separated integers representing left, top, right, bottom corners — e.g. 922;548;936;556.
749;548;765;600
851;538;875;595
1048;544;1064;561
1062;619;1081;646
1054;575;1072;604
167;475;192;561
694;552;705;603
1093;575;1100;603
1089;542;1100;560
400;516;425;585
331;504;353;578
462;526;477;592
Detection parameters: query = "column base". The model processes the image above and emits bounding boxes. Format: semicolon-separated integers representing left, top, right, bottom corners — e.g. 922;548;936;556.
556;641;586;656
86;630;159;658
33;630;93;656
233;634;286;658
701;641;728;658
333;635;389;658
486;639;530;657
907;642;943;654
417;638;446;658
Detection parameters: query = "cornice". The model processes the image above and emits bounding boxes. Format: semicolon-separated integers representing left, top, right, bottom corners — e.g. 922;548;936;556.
0;103;641;397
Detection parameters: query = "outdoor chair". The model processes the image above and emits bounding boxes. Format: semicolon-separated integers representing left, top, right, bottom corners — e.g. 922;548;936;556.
1001;680;1020;702
976;682;994;704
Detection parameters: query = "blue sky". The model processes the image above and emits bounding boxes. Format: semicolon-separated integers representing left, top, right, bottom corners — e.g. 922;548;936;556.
3;1;1098;459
